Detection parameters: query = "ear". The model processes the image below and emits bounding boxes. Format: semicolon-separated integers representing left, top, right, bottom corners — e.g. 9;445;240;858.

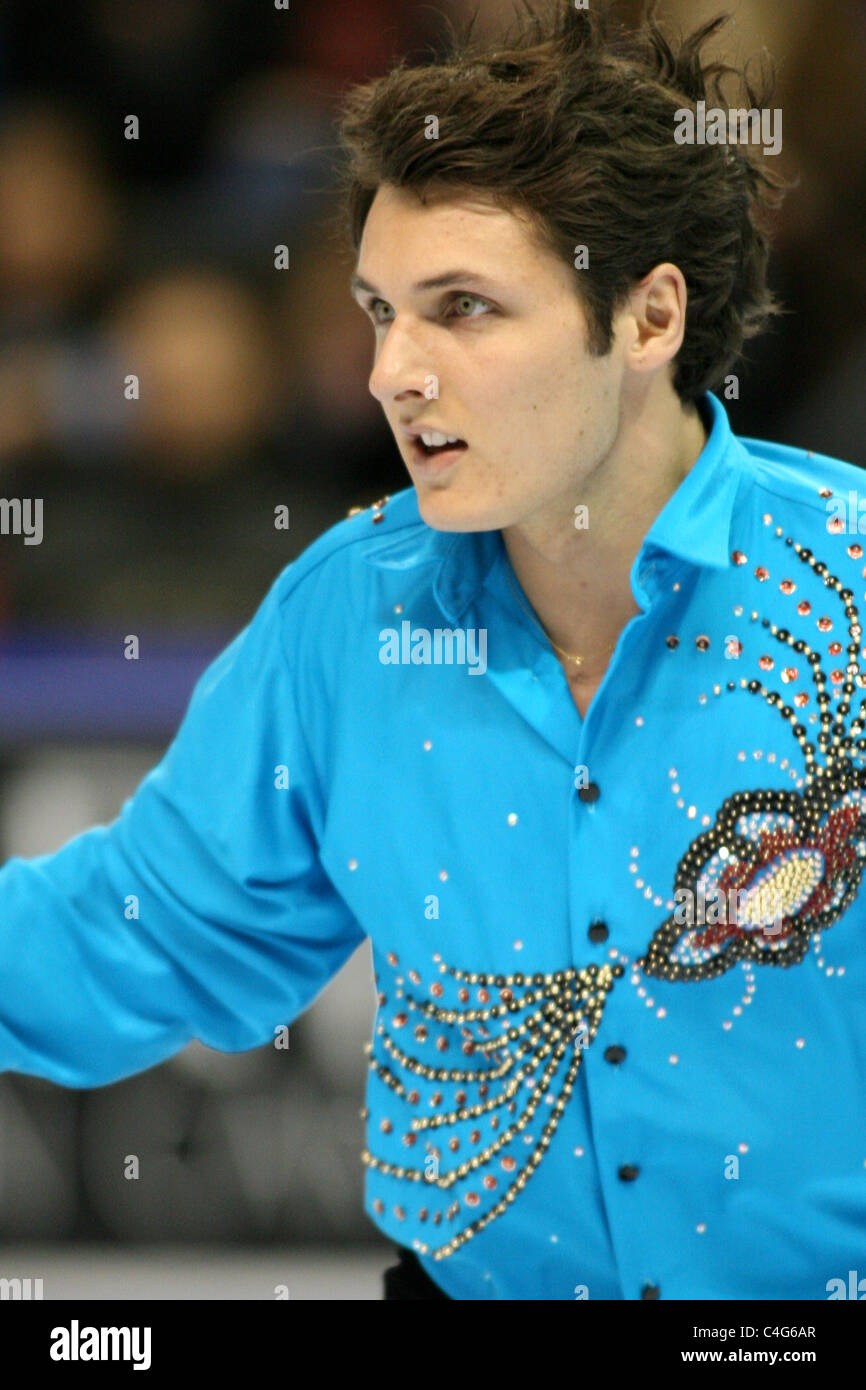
621;263;688;378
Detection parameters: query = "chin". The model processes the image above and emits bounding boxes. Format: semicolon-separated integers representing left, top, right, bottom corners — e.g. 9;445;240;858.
413;484;504;533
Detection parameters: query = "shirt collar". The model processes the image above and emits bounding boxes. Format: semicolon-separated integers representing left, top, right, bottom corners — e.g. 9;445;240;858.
418;391;745;623
639;390;743;573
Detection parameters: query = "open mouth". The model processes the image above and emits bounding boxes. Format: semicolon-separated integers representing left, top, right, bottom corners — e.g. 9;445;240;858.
411;438;468;463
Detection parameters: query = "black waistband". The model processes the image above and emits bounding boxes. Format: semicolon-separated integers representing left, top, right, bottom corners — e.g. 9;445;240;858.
382;1245;452;1300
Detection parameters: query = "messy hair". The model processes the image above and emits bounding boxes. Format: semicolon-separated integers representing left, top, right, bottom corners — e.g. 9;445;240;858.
335;0;790;403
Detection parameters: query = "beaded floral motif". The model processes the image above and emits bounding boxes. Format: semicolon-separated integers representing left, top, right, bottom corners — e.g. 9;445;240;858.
362;954;623;1259
643;527;866;980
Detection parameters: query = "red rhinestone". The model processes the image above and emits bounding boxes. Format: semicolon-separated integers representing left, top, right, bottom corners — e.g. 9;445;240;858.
377;992;387;1006
477;988;489;1003
850;545;864;559
380;1119;392;1134
373;1199;384;1214
780;579;795;594
436;1037;449;1052
407;1090;420;1105
431;982;443;998
479;1084;488;1098
465;1192;480;1207
501;1156;516;1171
449;1138;460;1152
483;1175;497;1190
797;600;811;615
696;635;710;650
755;567;769;582
829;642;843;655
462;1041;475;1056
458;988;469;1002
500;988;513;1003
831;670;845;683
828;516;845;533
414;1025;427;1042
759;655;774;670
409;970;421;984
403;1133;417;1146
455;1091;467;1105
732;550;747;565
393;1013;407;1028
394;1205;405;1219
781;668;798;683
387;952;398;966
818;617;833;631
419;1208;428;1222
431;1091;442;1106
470;1130;481;1144
794;693;809;707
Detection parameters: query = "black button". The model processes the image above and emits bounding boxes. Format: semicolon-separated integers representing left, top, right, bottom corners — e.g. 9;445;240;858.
603;1045;626;1064
617;1164;640;1182
588;920;608;944
578;782;600;803
641;1283;661;1300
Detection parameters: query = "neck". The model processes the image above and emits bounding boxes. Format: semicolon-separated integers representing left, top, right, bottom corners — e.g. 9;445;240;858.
501;383;709;672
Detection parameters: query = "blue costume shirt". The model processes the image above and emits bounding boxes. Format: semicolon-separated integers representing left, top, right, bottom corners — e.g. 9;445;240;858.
2;392;866;1299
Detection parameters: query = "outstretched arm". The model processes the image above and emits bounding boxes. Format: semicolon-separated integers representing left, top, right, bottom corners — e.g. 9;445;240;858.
0;574;365;1087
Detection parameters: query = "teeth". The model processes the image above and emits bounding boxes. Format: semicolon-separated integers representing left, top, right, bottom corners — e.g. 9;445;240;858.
420;431;462;448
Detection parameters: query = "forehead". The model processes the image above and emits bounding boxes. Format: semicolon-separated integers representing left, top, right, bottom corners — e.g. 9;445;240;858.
355;182;547;281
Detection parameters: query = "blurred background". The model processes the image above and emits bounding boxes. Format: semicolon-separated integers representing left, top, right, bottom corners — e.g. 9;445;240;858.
0;0;863;1298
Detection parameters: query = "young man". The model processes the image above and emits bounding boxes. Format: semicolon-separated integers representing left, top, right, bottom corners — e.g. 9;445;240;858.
2;2;865;1300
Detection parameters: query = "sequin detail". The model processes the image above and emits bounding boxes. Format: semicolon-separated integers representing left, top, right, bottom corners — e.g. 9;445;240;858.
362;957;623;1259
643;532;866;980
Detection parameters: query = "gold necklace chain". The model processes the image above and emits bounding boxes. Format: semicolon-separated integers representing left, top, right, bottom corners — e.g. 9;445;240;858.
503;555;615;669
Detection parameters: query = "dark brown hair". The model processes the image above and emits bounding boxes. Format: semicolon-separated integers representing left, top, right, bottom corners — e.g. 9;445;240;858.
334;0;790;403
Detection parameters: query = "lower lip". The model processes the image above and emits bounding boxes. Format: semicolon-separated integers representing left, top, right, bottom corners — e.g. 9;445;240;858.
409;440;468;475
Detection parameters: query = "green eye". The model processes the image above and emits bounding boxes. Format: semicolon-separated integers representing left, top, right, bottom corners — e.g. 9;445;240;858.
449;294;491;318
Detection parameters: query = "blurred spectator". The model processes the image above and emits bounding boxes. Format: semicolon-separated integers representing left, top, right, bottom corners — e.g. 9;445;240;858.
0;99;119;341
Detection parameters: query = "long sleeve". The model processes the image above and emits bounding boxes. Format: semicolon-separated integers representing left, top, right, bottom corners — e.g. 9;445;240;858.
0;570;366;1087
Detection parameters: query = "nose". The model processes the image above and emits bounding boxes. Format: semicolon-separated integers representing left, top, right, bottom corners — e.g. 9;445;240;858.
367;318;434;406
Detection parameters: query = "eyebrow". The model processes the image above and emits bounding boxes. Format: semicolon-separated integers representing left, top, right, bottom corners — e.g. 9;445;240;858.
349;269;499;298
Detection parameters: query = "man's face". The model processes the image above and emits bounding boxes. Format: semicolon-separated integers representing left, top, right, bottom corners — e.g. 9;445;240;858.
351;182;630;534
